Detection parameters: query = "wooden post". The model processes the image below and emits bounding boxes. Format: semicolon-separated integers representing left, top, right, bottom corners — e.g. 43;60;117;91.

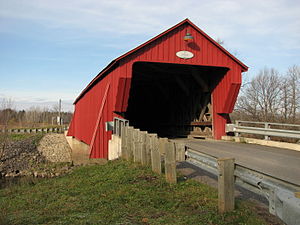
174;142;186;162
159;138;168;155
126;126;134;160
145;134;151;166
133;129;141;163
121;126;128;159
140;131;148;166
132;129;138;162
217;158;235;213
165;141;177;184
150;134;161;174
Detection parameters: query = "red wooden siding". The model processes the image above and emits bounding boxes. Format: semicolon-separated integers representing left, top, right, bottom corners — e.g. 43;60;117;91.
67;19;248;158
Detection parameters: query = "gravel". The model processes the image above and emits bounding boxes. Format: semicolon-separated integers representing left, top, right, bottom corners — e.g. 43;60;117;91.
37;134;72;163
0;133;73;179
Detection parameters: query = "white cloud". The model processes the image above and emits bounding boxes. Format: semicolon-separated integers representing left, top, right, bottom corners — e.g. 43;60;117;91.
0;0;299;94
14;100;74;112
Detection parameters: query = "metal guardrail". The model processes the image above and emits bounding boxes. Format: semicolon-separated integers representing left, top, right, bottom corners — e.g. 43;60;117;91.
0;126;69;134
226;121;300;140
186;148;300;225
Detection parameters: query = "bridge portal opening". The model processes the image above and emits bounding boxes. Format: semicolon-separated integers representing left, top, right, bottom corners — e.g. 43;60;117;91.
125;62;228;138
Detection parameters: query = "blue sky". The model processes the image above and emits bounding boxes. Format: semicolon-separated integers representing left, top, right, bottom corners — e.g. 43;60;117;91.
0;0;299;112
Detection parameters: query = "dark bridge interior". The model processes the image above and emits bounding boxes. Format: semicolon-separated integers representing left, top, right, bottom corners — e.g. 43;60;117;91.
125;62;228;138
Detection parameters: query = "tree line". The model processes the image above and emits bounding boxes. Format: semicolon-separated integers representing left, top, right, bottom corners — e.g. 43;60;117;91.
0;99;73;129
233;65;300;124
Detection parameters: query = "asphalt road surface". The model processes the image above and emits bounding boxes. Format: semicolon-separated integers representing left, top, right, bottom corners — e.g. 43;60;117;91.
182;139;300;186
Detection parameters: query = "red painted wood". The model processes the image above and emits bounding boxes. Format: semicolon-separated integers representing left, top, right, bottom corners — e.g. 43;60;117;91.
89;83;110;158
67;19;248;159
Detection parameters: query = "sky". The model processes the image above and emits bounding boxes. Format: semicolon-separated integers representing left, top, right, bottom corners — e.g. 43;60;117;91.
0;0;299;112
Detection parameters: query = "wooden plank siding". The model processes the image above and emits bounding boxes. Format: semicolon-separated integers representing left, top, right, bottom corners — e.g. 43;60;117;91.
67;19;247;158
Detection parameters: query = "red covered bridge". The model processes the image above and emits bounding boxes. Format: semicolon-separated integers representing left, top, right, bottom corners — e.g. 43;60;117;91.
67;19;248;159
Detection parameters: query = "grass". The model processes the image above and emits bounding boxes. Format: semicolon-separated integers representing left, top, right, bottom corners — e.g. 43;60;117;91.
0;160;267;225
1;133;44;145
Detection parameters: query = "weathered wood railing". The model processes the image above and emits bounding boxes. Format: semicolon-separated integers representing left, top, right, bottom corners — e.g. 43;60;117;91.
109;117;185;184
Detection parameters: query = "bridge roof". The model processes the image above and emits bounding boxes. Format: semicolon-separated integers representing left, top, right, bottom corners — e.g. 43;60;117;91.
74;18;248;104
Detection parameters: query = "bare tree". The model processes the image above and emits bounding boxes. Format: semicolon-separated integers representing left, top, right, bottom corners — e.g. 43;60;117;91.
0;98;14;128
216;38;225;46
236;68;282;122
280;77;291;121
286;65;300;122
0;98;15;160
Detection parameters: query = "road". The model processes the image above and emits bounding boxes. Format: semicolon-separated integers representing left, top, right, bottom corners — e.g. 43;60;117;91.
180;139;300;186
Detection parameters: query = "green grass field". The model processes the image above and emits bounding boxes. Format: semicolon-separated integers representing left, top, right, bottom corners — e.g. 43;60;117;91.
0;160;267;225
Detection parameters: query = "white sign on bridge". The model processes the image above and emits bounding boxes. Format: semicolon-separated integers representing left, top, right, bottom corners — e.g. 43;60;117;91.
176;50;194;59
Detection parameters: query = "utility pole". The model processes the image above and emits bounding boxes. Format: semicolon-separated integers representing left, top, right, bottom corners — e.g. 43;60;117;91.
58;99;62;125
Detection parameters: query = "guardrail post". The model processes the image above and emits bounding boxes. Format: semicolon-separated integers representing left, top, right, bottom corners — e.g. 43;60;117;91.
235;121;240;137
121;126;128;159
264;123;270;140
165;141;177;184
159;138;168;155
126;126;134;160
217;158;235;213
133;129;141;163
145;134;151;166
140;131;148;166
150;134;161;174
174;142;185;162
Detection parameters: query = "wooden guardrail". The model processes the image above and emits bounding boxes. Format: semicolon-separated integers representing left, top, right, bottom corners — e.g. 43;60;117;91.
113;120;236;213
120;126;185;184
110;117;185;184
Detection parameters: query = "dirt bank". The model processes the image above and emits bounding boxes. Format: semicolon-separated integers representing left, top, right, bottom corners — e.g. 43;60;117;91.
0;134;73;179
